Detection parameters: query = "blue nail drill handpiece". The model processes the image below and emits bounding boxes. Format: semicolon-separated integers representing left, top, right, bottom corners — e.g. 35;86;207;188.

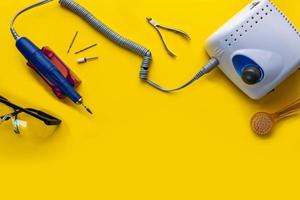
10;0;92;114
16;37;81;102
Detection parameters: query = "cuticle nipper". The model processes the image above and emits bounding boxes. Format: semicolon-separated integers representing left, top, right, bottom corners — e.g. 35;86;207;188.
146;17;191;57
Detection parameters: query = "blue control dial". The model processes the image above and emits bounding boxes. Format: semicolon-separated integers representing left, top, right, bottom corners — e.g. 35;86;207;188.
232;55;264;85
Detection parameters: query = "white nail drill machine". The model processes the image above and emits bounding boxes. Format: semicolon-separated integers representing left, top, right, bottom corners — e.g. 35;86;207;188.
206;0;300;99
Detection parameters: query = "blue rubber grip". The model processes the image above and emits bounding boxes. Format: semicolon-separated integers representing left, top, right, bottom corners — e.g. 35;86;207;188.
16;37;81;103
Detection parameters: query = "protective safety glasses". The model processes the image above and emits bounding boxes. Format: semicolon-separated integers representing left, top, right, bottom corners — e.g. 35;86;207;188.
0;96;61;137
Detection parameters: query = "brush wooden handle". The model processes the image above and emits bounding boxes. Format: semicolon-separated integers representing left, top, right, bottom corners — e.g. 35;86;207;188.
275;98;300;120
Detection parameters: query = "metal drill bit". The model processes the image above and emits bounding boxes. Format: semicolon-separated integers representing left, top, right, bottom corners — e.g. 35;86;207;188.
77;98;93;114
75;43;98;54
67;31;79;54
81;101;93;114
77;57;99;64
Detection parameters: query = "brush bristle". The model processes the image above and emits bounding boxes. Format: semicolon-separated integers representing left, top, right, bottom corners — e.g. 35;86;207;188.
251;112;274;135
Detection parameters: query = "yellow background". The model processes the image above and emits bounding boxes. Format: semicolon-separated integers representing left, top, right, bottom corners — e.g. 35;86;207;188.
0;0;300;199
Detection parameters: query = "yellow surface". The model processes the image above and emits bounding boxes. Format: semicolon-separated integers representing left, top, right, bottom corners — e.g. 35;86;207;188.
1;0;300;199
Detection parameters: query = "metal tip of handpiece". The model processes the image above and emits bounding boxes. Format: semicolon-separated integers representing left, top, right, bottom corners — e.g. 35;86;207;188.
86;107;93;115
81;102;93;115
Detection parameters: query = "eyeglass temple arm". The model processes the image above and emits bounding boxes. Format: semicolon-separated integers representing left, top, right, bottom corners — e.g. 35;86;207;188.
0;96;61;126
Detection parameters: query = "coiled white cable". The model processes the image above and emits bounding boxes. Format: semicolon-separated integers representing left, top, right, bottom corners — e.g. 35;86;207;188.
59;0;219;92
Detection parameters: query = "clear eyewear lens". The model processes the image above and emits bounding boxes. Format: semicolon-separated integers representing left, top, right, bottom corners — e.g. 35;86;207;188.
11;112;59;138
